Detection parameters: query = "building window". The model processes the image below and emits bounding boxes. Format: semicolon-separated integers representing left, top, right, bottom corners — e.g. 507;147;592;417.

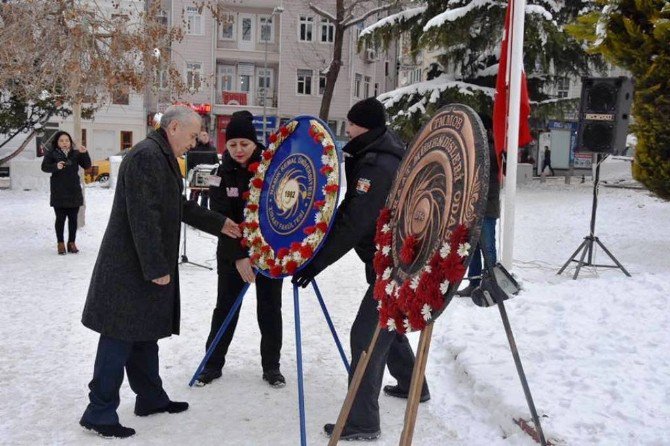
363;76;371;98
257;67;273;90
374;82;379;97
299;16;313;42
238;63;255;95
111;85;129;105
354;73;362;98
259;15;274;43
556;77;570;98
155;68;169;89
186;6;203;36
241;16;253;42
218;65;235;92
409;67;422;84
297;69;313;95
220;13;236;40
318;74;327;95
320;18;334;43
186;62;202;90
120;131;133;151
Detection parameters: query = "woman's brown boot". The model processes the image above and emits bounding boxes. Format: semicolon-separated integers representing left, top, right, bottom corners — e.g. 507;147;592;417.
67;242;79;253
57;242;66;255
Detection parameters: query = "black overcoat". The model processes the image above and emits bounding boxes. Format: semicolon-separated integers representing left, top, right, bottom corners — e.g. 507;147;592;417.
81;130;226;341
40;148;91;208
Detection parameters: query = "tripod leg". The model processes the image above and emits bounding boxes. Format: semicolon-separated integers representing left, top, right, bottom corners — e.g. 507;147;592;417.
594;237;631;277
311;279;351;374
557;238;587;275
293;285;307;446
497;300;547;446
328;325;381;446
399;323;434;446
572;238;591;280
188;283;250;386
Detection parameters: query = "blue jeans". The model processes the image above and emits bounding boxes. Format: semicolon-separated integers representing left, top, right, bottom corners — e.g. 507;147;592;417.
468;217;497;287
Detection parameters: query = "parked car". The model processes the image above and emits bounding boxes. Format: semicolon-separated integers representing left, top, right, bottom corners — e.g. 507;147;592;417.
84;150;186;184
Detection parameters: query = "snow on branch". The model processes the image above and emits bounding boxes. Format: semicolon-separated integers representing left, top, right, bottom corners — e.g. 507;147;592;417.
378;75;495;110
342;4;397;28
360;5;427;38
424;0;496;32
308;3;337;22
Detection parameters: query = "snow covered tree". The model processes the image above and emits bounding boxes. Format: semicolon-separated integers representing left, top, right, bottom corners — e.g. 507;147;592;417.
567;0;670;199
360;0;600;140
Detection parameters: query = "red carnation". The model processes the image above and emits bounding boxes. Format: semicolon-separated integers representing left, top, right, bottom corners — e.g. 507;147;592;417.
450;225;469;248
400;235;418;265
277;247;290;259
315;222;328;233
269;133;278;144
308;127;315;137
303;225;316;235
248;162;260;173
320;165;334;176
270;265;283;277
299;244;313;259
375;208;391;235
442;252;467;283
263;150;274;161
246;203;258;212
252;236;262;246
324;184;338;194
323;144;334;154
242;191;250;200
290;241;302;251
313;200;326;210
246;221;259;231
250;253;261;264
280;126;289;137
315;132;324;142
373;251;392;275
251;178;264;189
266;258;276;267
285;260;298;274
240;238;248;248
260;245;271;254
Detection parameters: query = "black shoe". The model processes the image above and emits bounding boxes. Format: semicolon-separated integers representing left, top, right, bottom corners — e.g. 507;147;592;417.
383;384;431;402
262;369;286;388
134;400;189;417
79;420;135;438
456;283;477;298
323;423;381;441
196;368;222;386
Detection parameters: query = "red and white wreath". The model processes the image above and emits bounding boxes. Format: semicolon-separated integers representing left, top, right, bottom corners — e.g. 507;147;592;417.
241;120;340;277
372;208;471;333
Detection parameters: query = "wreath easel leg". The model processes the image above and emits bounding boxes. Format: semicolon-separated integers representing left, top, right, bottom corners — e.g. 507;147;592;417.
328;324;381;445
399;322;434;445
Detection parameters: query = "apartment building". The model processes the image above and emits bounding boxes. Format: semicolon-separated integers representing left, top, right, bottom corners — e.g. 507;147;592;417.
160;0;397;150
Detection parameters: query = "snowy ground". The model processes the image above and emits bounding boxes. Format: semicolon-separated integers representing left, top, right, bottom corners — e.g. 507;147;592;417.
1;179;669;445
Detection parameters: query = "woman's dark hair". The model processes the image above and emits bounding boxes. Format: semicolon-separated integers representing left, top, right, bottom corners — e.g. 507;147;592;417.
50;131;74;151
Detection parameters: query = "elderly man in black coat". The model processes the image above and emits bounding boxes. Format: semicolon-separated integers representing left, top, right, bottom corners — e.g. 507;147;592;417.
79;106;241;439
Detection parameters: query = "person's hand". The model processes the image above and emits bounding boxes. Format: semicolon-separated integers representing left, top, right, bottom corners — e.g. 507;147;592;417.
56;161;65;170
78;145;87;153
235;258;256;283
221;218;242;238
152;274;171;285
291;264;318;288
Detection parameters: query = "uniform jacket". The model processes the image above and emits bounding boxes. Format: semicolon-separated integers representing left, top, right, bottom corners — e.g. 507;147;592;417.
41;147;91;208
81;130;226;341
209;147;262;270
310;127;405;282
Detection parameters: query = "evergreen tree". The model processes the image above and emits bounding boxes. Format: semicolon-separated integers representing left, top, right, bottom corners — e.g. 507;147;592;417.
360;0;600;141
567;0;670;199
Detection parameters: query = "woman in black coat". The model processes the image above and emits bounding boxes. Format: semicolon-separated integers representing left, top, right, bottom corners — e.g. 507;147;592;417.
41;131;91;254
196;112;285;388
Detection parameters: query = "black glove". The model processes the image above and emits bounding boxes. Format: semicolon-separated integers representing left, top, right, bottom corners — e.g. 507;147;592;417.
291;263;318;288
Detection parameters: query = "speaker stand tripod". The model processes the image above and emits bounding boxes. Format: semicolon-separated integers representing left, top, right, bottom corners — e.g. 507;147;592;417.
558;153;631;280
179;172;212;270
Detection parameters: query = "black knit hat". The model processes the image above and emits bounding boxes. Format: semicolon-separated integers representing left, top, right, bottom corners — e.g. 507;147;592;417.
226;112;258;143
347;97;387;130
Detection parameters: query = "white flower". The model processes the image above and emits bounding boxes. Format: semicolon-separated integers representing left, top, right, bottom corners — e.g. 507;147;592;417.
328;172;338;183
394;286;400;298
439;280;449;295
375;244;380;251
457;242;471;257
423;265;432;274
382;267;392;281
387;318;397;331
385;281;395;296
439;243;450;259
257;163;266;174
321;155;330;166
421;304;432;321
314;212;323;224
410;276;420;291
292;251;303;262
382;246;391;256
377;301;382;310
382;224;390;233
403;319;412;331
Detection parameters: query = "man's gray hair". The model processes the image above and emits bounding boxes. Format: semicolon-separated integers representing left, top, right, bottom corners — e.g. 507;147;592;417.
160;105;201;128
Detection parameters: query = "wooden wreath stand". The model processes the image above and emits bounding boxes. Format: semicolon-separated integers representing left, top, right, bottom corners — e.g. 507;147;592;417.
328;323;434;446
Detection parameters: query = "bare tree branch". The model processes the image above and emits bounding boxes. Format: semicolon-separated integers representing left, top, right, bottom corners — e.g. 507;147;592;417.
342;4;396;28
308;3;337;22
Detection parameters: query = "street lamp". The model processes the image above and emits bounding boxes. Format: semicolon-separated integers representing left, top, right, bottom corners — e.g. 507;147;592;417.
262;5;284;140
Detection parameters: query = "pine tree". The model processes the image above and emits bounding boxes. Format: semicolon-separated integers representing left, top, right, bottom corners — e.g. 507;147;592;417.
567;0;670;199
360;0;600;141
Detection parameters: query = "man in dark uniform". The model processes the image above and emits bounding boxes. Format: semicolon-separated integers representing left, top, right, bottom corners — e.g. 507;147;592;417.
292;98;429;441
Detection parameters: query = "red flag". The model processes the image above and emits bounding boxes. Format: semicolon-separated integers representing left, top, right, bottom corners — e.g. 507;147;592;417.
493;1;532;176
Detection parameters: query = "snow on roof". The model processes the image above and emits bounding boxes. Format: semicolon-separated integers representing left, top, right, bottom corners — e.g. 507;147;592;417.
360;5;427;38
377;75;495;110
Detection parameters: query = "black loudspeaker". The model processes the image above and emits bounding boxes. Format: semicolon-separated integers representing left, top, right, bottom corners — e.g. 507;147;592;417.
575;76;634;155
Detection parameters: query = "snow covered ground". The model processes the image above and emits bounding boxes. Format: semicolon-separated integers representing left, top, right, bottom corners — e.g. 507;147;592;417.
1;179;669;445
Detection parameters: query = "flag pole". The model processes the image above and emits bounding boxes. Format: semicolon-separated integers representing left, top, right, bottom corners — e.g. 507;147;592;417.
501;0;527;269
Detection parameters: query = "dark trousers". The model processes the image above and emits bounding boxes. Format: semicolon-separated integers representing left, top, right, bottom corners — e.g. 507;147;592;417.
346;284;427;431
542;160;555;176
468;216;498;286
81;335;169;425
204;266;283;372
54;207;78;243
